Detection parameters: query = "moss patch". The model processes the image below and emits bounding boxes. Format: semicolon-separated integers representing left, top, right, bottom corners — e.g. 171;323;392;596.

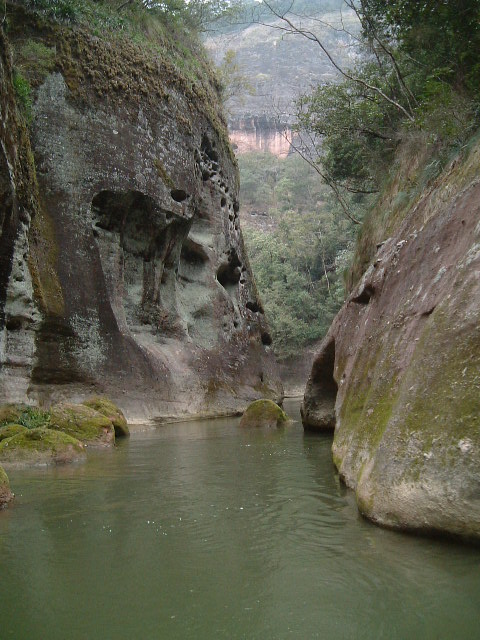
154;159;175;189
49;402;115;446
0;427;86;466
27;198;64;317
82;397;129;437
0;425;28;442
0;464;14;505
240;399;288;428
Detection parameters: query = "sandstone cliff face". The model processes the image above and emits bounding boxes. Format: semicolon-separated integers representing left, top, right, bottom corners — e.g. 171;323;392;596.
302;137;480;540
229;117;292;158
0;8;282;421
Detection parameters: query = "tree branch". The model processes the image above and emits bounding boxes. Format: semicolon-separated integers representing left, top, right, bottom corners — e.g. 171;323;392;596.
261;0;415;122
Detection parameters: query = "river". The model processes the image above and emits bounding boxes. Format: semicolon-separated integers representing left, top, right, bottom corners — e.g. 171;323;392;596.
0;399;479;639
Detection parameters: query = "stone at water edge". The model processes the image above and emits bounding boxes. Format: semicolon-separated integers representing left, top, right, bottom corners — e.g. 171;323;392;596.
0;428;86;467
82;397;129;437
49;403;115;447
0;464;13;506
240;399;288;428
0;424;28;442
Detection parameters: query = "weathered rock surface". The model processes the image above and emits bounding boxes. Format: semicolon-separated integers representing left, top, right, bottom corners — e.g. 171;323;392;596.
0;427;86;466
302;139;480;540
0;464;13;505
0;5;282;422
240;399;288;428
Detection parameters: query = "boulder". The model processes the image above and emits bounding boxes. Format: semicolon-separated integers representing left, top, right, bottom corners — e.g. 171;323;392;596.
49;403;115;447
240;399;288;428
0;465;14;506
82;397;129;437
302;136;480;540
0;428;86;466
0;424;28;442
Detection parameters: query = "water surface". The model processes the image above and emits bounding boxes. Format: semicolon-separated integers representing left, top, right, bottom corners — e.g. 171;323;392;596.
1;399;479;639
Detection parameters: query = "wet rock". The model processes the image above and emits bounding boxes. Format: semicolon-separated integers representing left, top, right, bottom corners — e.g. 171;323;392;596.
82;397;129;437
302;138;480;541
0;8;283;421
49;403;115;447
240;399;288;428
0;428;86;467
0;464;13;506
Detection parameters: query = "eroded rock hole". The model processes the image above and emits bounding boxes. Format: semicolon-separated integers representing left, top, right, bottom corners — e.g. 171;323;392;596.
171;189;188;202
180;238;209;265
246;300;263;314
302;338;337;431
261;331;272;346
201;134;219;163
217;248;242;289
91;189;188;332
352;284;374;305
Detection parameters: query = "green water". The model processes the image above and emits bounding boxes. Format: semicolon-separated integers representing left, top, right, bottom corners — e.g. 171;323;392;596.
0;399;479;640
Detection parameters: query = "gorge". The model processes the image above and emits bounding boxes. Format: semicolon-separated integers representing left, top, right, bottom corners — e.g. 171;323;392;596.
0;4;480;637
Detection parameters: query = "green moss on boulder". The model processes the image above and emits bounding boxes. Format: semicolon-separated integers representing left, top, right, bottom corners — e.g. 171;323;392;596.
49;403;115;447
240;399;288;428
0;428;86;467
0;464;14;506
0;424;28;442
82;397;129;437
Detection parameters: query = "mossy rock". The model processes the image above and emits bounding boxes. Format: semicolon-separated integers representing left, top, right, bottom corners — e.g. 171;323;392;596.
0;403;29;426
0;428;86;467
82;397;129;437
0;424;28;442
0;464;14;506
49;403;115;447
240;399;288;428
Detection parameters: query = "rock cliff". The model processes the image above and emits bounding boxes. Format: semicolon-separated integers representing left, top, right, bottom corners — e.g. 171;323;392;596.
0;4;282;421
302;135;480;540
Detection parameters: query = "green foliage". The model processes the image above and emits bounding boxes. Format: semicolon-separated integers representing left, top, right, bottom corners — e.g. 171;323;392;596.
217;49;254;105
12;70;33;122
15;407;51;430
239;152;356;359
24;0;79;21
294;0;480;251
363;0;480;93
14;39;56;86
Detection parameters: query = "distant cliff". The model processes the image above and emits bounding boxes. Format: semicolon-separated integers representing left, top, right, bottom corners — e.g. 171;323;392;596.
302;134;480;540
229;116;291;158
0;3;282;421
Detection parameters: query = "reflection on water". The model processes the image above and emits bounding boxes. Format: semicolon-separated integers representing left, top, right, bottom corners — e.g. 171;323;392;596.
0;399;479;640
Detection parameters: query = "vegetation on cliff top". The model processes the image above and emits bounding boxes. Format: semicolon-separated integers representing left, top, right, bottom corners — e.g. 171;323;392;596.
7;0;232;149
291;0;480;286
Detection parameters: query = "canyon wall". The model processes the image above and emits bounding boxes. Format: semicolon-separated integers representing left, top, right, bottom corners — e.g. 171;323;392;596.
302;136;480;540
229;117;291;158
0;5;282;422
